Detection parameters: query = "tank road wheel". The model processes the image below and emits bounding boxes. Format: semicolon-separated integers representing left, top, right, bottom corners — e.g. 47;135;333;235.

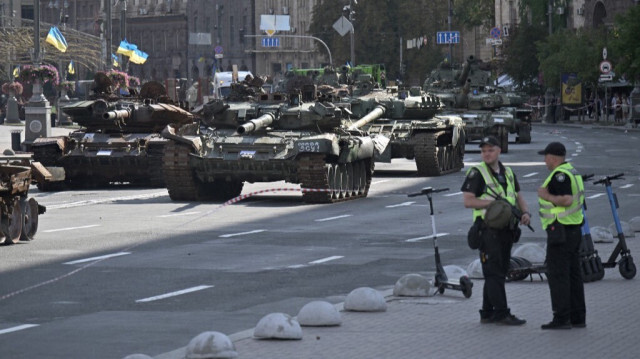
20;198;40;241
162;142;204;201
147;142;167;188
298;154;373;204
346;163;355;197
496;126;509;153
1;198;23;244
414;131;463;177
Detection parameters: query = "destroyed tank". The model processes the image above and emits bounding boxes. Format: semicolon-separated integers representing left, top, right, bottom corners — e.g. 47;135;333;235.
344;86;466;176
0;152;46;245
31;78;194;190
161;84;383;203
423;56;532;153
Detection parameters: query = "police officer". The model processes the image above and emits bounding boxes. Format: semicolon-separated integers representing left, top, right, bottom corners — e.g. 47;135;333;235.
462;136;531;325
537;142;586;329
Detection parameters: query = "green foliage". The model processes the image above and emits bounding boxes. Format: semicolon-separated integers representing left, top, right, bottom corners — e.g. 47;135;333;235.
536;28;606;90
502;24;547;92
453;0;494;29
610;6;640;82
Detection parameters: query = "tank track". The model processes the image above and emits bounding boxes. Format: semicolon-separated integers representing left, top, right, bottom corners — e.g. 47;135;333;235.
146;142;167;188
31;144;66;191
414;131;464;177
162;142;203;201
298;154;373;204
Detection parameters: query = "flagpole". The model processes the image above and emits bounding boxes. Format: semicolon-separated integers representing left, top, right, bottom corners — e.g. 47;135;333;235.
120;0;128;72
33;0;41;65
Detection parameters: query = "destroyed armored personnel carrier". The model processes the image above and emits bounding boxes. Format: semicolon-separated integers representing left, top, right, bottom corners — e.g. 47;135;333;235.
345;87;466;176
31;76;194;190
162;84;383;203
0;153;45;245
423;56;532;153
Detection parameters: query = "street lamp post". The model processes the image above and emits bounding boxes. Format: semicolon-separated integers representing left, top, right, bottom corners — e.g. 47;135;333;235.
120;0;128;71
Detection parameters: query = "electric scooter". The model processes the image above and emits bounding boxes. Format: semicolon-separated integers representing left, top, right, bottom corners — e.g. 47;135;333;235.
578;174;605;282
408;187;473;298
593;173;636;279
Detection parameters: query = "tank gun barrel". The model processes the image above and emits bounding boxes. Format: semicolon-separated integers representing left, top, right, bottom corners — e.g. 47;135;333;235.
457;55;474;87
237;112;277;134
103;109;132;120
348;104;387;130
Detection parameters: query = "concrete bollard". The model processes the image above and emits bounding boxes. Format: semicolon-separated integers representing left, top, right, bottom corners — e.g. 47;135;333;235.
11;130;22;152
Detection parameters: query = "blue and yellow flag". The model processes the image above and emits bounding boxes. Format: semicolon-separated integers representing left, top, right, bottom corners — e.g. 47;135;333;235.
13;66;20;78
116;39;137;57
129;49;148;65
46;26;68;52
67;61;75;75
112;53;120;68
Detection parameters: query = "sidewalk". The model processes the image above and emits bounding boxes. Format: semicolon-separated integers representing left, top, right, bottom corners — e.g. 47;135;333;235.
0;122;73;153
156;236;639;359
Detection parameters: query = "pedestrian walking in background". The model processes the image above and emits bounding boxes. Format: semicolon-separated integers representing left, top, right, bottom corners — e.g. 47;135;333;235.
462;136;531;326
537;142;587;330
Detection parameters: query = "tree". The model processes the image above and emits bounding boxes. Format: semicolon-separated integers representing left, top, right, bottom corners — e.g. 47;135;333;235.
501;24;547;92
453;0;494;29
610;5;640;83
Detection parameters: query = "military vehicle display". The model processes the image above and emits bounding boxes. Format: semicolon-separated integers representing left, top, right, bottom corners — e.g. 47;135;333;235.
30;76;194;190
345;87;466;176
161;83;384;203
0;153;45;245
423;56;532;153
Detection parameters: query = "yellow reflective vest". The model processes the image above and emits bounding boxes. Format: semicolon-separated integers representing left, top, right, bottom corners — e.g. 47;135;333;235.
469;162;517;221
538;162;585;230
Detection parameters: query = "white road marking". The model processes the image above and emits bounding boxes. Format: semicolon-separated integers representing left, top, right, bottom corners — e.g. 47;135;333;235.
571;153;579;157
46;192;167;209
574;141;580;145
43;224;101;233
406;233;449;242
386;201;415;208
64;252;131;265
136;285;214;303
309;256;344;264
287;264;307;269
523;172;538;178
157;211;201;218
315;214;352;222
219;229;266;238
444;192;462;197
371;180;390;185
620;184;634;189
0;324;39;335
465;161;545;167
587;193;606;199
576;149;582;153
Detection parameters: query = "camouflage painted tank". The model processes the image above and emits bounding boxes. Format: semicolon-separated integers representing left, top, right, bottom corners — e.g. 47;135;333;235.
161;84;383;203
344;87;466;176
0;153;46;245
31;78;194;190
423;56;532;153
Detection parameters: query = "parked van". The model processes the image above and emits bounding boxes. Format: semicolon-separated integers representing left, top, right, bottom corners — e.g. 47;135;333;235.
212;71;253;99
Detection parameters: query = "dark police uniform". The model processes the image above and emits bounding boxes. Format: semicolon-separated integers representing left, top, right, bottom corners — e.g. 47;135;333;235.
540;163;586;328
462;162;522;323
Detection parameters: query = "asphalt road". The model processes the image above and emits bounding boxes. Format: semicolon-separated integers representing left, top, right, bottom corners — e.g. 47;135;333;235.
1;124;639;358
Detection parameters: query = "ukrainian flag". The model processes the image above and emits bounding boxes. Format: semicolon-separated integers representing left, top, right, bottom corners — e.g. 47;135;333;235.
129;49;148;65
13;66;20;78
116;39;137;57
46;26;68;53
68;61;75;75
112;53;120;68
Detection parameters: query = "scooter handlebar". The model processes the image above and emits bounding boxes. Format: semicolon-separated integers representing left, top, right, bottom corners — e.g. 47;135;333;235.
582;174;594;181
407;187;449;197
593;173;624;185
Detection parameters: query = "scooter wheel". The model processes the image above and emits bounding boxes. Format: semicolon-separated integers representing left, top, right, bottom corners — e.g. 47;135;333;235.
438;285;445;295
619;256;636;280
460;276;473;298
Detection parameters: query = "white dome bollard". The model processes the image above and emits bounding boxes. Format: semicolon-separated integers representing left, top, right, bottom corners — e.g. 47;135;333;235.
393;273;431;297
443;265;468;279
253;313;302;340
512;243;546;263
629;216;640;232
344;287;387;312
185;331;238;359
466;258;484;279
591;226;614;243
609;221;635;238
297;301;342;326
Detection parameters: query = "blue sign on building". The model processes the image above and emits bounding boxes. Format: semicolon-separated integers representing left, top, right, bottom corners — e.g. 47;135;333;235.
261;37;280;47
436;31;460;44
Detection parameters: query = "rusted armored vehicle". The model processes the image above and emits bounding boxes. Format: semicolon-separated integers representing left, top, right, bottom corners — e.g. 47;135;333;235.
0;153;45;244
345;87;466;176
423;56;532;153
31;77;194;190
161;84;385;203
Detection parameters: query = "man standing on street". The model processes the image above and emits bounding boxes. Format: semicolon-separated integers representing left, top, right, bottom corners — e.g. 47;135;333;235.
537;142;587;329
462;136;531;325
